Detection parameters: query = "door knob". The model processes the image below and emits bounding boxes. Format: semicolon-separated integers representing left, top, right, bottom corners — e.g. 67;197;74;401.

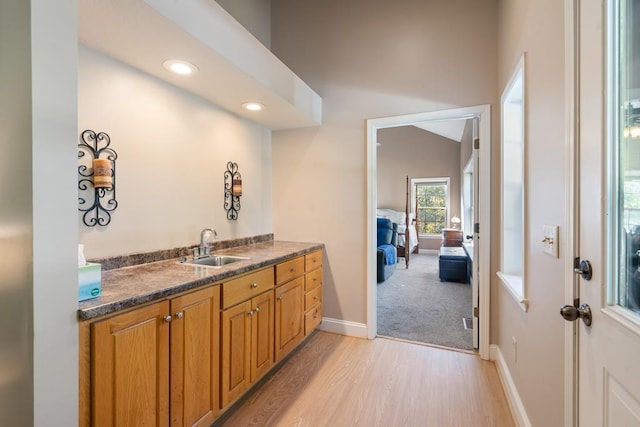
560;303;592;326
466;235;473;240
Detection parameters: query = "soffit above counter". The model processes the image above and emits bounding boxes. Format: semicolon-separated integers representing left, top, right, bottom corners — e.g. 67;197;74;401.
78;0;322;130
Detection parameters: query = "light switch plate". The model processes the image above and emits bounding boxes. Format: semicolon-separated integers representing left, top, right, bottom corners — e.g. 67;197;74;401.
542;225;559;258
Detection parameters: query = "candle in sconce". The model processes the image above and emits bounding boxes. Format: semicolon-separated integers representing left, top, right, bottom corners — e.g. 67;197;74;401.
93;158;112;188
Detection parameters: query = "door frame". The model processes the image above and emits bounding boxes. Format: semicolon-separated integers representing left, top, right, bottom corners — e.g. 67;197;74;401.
366;104;492;360
564;0;578;425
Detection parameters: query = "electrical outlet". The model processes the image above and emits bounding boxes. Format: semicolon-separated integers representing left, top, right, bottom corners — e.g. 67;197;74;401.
512;336;518;363
542;225;559;258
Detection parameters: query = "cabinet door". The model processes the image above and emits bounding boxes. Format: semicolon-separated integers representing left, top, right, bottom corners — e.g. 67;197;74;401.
221;300;252;408
274;276;304;362
92;301;170;427
251;291;274;382
170;286;220;427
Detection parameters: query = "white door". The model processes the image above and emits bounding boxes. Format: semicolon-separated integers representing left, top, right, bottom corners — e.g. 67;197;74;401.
570;0;640;424
472;119;480;350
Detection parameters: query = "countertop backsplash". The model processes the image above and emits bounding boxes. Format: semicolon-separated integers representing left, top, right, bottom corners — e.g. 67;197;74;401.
88;233;274;271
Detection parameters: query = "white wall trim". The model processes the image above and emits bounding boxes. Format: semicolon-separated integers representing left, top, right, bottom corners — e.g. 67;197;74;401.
366;105;492;360
490;345;532;427
319;317;368;338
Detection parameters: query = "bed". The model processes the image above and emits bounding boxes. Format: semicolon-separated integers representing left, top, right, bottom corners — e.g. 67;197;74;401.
377;176;419;268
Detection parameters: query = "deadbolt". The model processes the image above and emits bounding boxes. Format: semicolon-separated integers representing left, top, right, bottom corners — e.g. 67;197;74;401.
573;259;593;281
560;303;592;326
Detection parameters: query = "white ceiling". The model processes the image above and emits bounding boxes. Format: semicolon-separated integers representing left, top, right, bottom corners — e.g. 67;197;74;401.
78;0;321;130
412;119;468;142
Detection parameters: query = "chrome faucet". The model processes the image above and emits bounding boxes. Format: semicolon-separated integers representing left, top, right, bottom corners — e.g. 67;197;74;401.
199;228;218;257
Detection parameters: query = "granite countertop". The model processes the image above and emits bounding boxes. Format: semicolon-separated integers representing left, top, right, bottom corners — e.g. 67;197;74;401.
78;240;323;321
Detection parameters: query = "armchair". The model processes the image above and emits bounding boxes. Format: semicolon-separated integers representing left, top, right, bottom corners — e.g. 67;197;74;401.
377;218;398;283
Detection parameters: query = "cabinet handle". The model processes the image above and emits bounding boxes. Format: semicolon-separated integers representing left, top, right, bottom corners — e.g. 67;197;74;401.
251;283;258;289
254;307;260;313
290;267;295;273
163;315;172;323
175;312;184;319
277;295;284;301
314;295;319;300
313;312;318;319
247;310;254;317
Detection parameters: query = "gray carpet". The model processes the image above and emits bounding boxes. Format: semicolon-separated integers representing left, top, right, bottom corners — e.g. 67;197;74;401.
377;253;474;351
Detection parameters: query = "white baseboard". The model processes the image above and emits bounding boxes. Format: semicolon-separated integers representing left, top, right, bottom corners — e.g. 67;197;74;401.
490;344;532;427
318;317;368;338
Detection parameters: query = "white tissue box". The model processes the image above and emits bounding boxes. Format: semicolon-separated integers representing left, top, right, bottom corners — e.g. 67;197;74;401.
79;263;102;301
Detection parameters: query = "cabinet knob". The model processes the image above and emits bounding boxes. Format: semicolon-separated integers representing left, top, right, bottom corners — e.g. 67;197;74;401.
163;315;172;323
314;295;319;300
290;267;295;273
251;283;258;289
313;312;318;319
277;295;284;301
254;307;260;313
175;312;184;319
247;310;254;317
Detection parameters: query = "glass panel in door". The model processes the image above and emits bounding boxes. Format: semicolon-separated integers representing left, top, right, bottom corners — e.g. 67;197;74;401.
614;0;640;314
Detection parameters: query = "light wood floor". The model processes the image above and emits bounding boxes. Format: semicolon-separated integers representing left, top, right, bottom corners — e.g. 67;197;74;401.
216;331;514;427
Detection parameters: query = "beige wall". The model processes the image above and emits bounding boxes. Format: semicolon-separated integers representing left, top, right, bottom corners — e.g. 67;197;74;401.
0;3;34;424
496;0;567;424
271;0;497;325
216;0;271;48
0;0;79;424
78;47;273;259
377;126;461;250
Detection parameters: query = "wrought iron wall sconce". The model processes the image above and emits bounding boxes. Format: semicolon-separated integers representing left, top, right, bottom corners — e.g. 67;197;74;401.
224;161;242;220
78;129;118;227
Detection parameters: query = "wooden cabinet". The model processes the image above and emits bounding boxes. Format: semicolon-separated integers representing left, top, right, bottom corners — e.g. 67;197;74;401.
220;267;274;408
250;290;275;382
170;286;221;427
442;228;463;247
220;300;251;407
274;276;305;361
304;250;323;336
274;250;324;360
83;286;221;427
80;248;322;426
90;301;171;427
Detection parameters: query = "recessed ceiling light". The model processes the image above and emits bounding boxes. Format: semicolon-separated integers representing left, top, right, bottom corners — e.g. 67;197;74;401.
162;59;198;76
242;102;264;111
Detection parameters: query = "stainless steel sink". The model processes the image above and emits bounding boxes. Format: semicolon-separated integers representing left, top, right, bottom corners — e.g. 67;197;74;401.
182;255;249;267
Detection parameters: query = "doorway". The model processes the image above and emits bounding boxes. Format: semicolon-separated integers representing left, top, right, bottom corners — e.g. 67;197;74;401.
375;124;473;351
366;105;491;360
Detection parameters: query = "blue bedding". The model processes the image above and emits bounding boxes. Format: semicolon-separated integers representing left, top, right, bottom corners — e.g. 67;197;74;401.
378;243;397;265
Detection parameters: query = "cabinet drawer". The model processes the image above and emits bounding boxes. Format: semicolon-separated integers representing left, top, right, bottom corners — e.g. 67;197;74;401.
304;285;322;311
304;250;322;271
222;268;274;309
275;257;304;285
304;305;322;336
305;268;322;292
